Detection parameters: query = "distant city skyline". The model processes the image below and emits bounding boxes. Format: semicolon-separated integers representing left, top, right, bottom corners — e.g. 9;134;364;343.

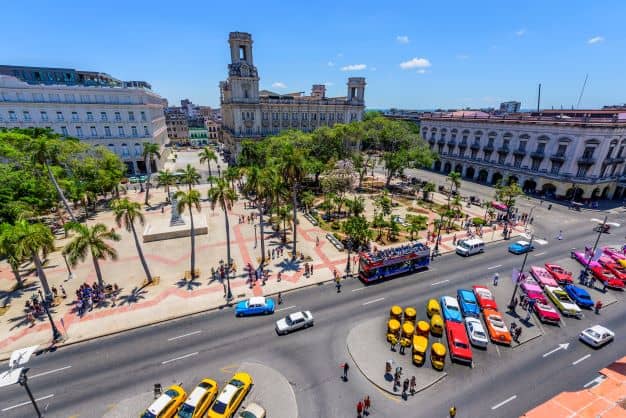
3;0;625;110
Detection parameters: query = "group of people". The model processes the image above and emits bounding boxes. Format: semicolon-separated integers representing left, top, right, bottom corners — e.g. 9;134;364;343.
356;395;372;417
74;282;119;315
368;243;425;263
237;213;257;225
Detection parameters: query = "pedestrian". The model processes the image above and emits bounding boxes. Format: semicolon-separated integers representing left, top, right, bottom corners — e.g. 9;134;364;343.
357;400;363;418
310;264;314;275
336;277;342;293
556;230;563;240
525;306;532;322
316;236;320;247
452;234;457;245
595;300;603;314
60;284;67;299
602;281;607;292
410;376;416;395
161;205;164;214
277;292;283;305
493;273;499;286
364;395;371;414
402;378;409;397
449;405;457;417
515;326;522;342
343;362;350;380
277;271;282;282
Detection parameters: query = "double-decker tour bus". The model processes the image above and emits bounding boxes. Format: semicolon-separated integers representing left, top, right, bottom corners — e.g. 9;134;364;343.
358;242;431;283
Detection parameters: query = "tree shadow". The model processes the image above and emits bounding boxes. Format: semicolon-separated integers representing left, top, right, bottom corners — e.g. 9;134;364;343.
0;280;39;308
8;303;59;331
276;258;302;273
175;278;202;291
118;287;147;305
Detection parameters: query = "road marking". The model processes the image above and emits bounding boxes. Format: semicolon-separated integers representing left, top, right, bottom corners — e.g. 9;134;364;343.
431;280;449;286
533;252;546;257
487;264;502;270
572;354;591;365
495;344;501;358
276;305;296;312
363;297;385;306
491;395;517;410
584;375;605;388
542;343;570;358
30;365;72;379
2;394;54;412
352;287;368;292
167;330;201;341
161;352;198;365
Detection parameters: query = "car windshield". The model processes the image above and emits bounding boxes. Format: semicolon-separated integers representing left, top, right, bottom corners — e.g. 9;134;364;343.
458;241;470;249
165;389;179;397
455;341;468;349
477;289;492;299
490;316;504;328
240;412;260;418
474;330;487;338
285;317;293;325
463;294;475;304
230;379;245;388
556;293;569;302
587;330;601;339
212;401;227;414
177;404;194;418
448;304;459;311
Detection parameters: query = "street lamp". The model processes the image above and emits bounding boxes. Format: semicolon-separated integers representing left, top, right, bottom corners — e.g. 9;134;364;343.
581;217;621;278
525;204;538;225
0;346;42;418
38;290;63;342
433;216;444;258
508;234;534;309
225;258;233;302
253;224;257;249
345;239;353;278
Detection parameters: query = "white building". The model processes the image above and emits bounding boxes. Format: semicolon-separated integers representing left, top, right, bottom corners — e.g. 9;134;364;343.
421;110;626;201
0;70;168;175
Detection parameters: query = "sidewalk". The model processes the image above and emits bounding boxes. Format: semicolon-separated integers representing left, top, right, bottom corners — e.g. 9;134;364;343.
0;183;523;360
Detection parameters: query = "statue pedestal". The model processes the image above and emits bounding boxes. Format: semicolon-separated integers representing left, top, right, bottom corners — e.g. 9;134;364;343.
142;214;208;243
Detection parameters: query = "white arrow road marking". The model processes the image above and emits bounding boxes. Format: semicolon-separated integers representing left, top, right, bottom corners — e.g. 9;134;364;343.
533;252;546;257
430;280;450;286
161;352;198;365
362;297;385;306
30;365;72;379
2;394;54;411
491;395;517;410
487;265;502;270
572;354;591;365
542;343;570;358
167;330;201;341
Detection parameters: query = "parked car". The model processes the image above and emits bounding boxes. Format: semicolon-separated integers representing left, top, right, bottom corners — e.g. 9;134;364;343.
545;263;574;285
275;311;314;335
564;284;594;309
430;314;444;337
602;247;626;267
508;240;534;255
412;335;429;365
532;300;561;325
177;379;219;418
239;403;266;418
571;250;594;266
579;325;615;348
440;296;463;323
142;385;187;418
530;266;558;288
544;285;583;318
427;298;441;318
598;257;626;282
520;278;548;304
445;320;473;365
235;297;275;317
464;317;489;348
457;289;481;318
482;309;512;345
472;285;498;311
208;372;253;418
590;264;625;289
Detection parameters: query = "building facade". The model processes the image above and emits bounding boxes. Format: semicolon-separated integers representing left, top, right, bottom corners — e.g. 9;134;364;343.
0;69;168;175
164;107;189;144
421;110;626;200
219;32;366;161
499;101;521;113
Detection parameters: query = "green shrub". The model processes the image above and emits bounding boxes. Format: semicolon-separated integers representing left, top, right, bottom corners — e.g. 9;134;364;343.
472;217;486;226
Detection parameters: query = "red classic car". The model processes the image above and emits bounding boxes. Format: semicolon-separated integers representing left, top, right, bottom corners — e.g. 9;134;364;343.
445;320;473;365
590;264;626;289
532;300;561;325
598;256;626;282
472;285;498;311
544;263;574;285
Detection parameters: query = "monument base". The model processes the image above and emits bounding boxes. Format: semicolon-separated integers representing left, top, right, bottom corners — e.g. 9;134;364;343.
142;215;208;243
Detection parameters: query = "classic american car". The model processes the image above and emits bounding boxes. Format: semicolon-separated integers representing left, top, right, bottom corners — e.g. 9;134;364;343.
530;266;559;288
141;385;187;418
445;320;473;364
520;278;548;304
472;285;498;311
564;284;594;309
532;300;561;325
590;264;625;289
508;240;534;255
482;309;512;345
579;325;615;348
602;247;626;267
544;285;583;318
275;311;314;335
457;289;481;318
598;256;626;282
464;317;489;348
545;263;574;285
571;250;595;267
207;372;253;418
235;297;275;317
177;379;219;418
440;296;463;323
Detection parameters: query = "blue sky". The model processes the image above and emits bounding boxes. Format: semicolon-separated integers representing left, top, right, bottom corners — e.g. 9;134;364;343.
3;0;625;110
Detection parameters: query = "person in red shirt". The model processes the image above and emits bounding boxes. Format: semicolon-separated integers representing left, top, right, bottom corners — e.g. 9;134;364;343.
357;400;363;417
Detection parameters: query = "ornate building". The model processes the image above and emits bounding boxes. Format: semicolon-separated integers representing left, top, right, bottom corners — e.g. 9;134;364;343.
220;32;366;161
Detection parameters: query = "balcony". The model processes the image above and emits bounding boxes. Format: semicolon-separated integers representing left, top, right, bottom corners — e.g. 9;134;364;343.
550;153;566;162
470;142;480;150
447;139;457;146
497;146;510;154
530;150;545;159
614;156;625;163
483;144;494;152
428;137;436;144
437;138;446;145
513;149;526;156
458;141;468;148
577;156;596;165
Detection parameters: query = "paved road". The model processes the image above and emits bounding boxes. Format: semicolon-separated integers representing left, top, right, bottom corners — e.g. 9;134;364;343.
1;209;625;417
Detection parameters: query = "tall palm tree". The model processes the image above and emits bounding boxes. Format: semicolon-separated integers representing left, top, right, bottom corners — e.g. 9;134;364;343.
0;223;26;288
63;222;120;287
223;166;240;191
178;164;201;191
243;165;272;266
111;198;152;283
142;142;161;205
28;136;77;222
175;190;201;279
157;169;177;202
14;221;55;297
281;148;307;259
208;178;237;301
199;147;218;187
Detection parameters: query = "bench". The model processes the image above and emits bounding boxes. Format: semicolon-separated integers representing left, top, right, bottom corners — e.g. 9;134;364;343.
303;212;318;226
326;233;345;251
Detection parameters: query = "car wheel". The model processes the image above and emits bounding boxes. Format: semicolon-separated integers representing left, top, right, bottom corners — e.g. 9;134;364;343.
236;313;241;317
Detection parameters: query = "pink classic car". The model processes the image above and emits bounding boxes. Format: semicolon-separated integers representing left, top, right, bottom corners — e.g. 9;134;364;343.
519;277;548;304
533;300;561;325
571;250;597;267
530;266;558;288
602;247;626;267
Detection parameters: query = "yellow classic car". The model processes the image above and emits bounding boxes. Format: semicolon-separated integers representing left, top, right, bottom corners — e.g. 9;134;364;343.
431;342;446;371
208;372;253;418
430;314;444;337
412;335;429;365
141;385;187;418
427;299;441;318
176;379;219;418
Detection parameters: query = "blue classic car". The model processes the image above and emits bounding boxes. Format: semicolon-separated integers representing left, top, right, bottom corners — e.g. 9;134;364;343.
457;289;480;318
235;296;275;317
440;296;463;322
564;284;594;309
508;240;535;255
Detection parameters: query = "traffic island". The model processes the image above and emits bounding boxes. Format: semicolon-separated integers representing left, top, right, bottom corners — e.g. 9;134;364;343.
235;361;298;418
347;316;446;396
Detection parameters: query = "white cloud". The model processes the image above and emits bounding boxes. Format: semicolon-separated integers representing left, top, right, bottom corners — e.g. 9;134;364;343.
515;29;526;36
456;54;469;60
323;81;334;87
400;57;432;69
417;69;426;74
588;36;604;44
396;35;409;44
340;64;367;71
327;61;335;67
271;82;287;89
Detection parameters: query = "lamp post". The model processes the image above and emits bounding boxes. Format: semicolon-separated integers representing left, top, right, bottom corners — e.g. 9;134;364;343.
253;224;257;249
508;234;534;309
525;204;538;225
225;258;233;302
38;290;62;342
217;165;221;178
433;216;444;258
18;370;42;418
345;239;353;278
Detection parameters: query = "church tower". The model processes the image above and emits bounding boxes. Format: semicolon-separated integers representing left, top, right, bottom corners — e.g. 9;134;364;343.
225;32;260;103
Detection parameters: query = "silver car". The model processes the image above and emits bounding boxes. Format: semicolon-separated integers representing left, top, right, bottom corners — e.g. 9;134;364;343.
579;325;614;348
464;317;489;348
275;311;314;335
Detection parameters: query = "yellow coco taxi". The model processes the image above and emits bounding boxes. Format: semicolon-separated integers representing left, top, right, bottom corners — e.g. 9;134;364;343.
208;372;253;418
176;379;219;418
412;334;429;365
431;342;447;371
141;385;187;418
427;299;441;318
430;314;444;337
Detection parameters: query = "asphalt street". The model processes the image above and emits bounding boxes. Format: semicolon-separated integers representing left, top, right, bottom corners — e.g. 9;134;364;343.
1;176;626;417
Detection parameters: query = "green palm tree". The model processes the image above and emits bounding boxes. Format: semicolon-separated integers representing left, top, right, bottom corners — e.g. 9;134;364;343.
300;191;315;214
142;142;161;205
28;136;78;222
14;221;56;297
223;166;240;190
157;169;177;202
111;198;153;283
281;148;307;259
446;171;462;208
175;190;201;278
178;164;201;191
243;165;272;266
208;178;237;301
277;205;291;242
422;182;436;201
0;223;26;288
199;147;218;186
63;222;121;287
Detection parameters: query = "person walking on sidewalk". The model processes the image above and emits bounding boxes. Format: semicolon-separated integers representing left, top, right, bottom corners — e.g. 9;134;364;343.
356;400;363;418
336;276;342;293
363;395;371;415
342;362;350;381
410;376;416;395
493;273;499;286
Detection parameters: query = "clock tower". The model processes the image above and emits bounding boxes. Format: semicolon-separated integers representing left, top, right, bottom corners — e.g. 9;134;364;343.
225;32;259;103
